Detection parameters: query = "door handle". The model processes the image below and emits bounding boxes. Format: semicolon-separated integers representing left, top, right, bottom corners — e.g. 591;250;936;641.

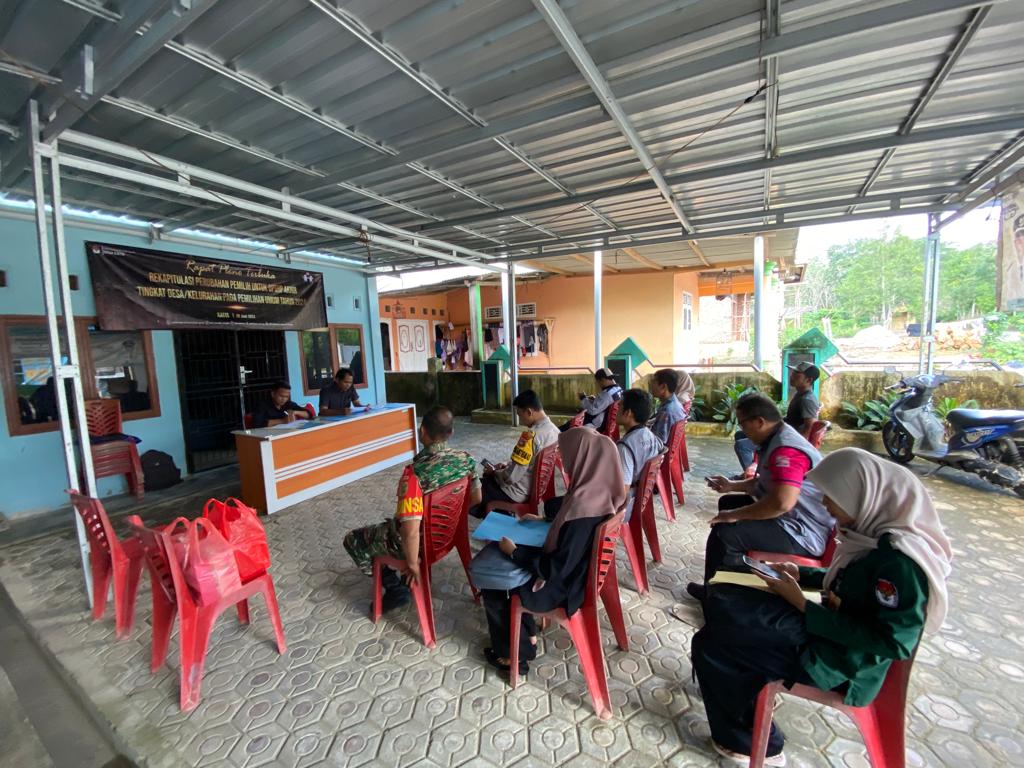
239;365;253;384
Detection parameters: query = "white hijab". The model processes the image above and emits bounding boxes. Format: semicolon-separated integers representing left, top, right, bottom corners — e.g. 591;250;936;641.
806;447;952;633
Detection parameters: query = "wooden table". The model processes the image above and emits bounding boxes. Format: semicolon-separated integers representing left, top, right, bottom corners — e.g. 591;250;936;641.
233;403;418;514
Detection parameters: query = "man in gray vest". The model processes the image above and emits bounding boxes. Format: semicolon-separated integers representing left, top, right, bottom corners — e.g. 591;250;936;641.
686;393;832;602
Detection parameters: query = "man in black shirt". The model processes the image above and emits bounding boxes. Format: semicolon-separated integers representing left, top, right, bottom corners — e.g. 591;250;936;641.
319;367;368;416
251;381;311;428
785;362;820;439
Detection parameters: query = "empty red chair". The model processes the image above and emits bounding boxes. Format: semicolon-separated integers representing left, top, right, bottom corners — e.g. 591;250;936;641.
748;524;839;569
749;654;916;768
484;443;562;519
67;489;144;639
509;512;628;720
658;419;687;516
85;399;144;500
621;454;668;596
372;476;475;648
127;516;286;711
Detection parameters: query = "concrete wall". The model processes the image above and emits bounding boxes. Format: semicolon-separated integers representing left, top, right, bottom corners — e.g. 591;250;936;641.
503;373;597;412
0;212;377;518
383;370;482;417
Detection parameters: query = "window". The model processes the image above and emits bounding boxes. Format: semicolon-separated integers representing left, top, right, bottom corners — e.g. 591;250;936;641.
297;323;367;395
1;316;160;437
682;292;693;331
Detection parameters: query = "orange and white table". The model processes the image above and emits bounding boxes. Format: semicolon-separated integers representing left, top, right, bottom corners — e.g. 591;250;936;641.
234;403;418;514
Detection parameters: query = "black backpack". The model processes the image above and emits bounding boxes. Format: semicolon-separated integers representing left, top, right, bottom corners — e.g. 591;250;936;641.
140;450;182;491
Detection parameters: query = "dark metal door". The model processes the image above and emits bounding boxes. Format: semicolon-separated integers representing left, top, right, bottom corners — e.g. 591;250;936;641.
175;330;287;473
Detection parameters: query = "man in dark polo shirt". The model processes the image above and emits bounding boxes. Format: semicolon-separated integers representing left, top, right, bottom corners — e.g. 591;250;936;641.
252;381;312;428
785;362;821;439
319;367;368;416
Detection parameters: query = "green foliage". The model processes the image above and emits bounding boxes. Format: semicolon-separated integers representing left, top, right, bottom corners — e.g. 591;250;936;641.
689;394;708;421
712;383;760;432
934;396;979;420
981;313;1024;363
839;391;899;431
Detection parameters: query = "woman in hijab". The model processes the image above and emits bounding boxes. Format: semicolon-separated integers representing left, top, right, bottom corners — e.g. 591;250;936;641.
480;428;626;677
691;447;952;766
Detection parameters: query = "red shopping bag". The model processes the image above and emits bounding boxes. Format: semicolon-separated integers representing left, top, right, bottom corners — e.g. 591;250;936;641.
203;497;271;582
168;517;242;605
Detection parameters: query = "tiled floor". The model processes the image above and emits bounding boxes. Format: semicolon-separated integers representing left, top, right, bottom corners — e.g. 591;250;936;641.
0;421;1021;767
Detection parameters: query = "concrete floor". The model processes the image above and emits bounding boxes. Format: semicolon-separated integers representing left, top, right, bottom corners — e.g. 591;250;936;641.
0;422;1021;767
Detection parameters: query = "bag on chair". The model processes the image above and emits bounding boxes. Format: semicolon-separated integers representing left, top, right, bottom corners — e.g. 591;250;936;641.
203;497;271;582
169;517;242;605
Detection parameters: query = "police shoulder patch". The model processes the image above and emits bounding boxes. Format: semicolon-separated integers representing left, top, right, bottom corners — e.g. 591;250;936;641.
875;578;899;608
510;430;535;466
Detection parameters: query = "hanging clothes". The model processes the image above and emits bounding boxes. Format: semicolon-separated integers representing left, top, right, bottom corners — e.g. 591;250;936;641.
537;323;549;354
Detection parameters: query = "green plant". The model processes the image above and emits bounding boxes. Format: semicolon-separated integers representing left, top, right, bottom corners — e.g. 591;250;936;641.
982;312;1024;363
689;393;708;421
934;396;979;421
840;391;899;431
713;383;760;432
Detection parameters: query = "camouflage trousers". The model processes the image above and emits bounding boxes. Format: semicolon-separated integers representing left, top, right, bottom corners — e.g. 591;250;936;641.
343;517;404;576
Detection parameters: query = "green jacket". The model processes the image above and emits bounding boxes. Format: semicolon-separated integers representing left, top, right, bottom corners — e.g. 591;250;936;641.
799;534;929;707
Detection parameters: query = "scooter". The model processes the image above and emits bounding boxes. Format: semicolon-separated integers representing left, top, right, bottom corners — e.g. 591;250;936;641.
881;372;1024;497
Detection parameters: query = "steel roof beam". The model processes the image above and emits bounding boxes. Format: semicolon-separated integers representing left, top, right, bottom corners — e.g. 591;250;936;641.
57;0;121;22
0;59;63;84
848;4;992;213
299;0;1002;190
762;0;780;221
945;132;1024;204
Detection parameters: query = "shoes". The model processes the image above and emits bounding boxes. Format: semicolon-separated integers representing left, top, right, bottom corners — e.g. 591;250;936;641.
381;586;411;612
484;647;529;677
712;741;786;766
685;582;707;602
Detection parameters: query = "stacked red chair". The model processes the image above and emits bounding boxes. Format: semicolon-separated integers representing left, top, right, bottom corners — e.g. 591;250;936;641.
85;399;144;500
66;489;145;639
508;512;628;720
749;654;917;768
371;475;476;647
621;454;669;596
484;443;562;519
127;516;287;711
658;419;687;518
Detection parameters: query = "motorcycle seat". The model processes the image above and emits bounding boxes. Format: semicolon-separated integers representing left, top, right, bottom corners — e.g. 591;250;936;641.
946;409;1024;428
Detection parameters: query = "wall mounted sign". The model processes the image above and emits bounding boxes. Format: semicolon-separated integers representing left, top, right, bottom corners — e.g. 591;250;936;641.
87;242;328;331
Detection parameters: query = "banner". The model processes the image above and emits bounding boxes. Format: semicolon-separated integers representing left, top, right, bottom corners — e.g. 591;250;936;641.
998;185;1024;312
87;242;328;331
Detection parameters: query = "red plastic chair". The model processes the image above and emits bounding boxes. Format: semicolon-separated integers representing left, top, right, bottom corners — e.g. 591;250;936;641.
748;524;839;569
243;413;254;429
509;512;628;720
484;443;562;519
621;454;669;596
749;654;917;768
599;400;621;442
371;476;475;648
85;399;144;500
127;516;287;712
658;420;687;515
66;489;144;639
678;400;692;472
304;403;316;419
808;419;829;449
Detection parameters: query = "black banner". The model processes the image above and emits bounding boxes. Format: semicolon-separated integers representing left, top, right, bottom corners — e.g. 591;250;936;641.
87;242;328;331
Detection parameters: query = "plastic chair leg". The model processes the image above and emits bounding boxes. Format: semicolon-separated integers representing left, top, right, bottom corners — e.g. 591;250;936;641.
90;557;112;621
600;564;629;651
115;556;144;638
409;568;436;649
236;599;250;625
509;596;523;690
180;609;216;712
567;609;612;720
258;578;288;655
149;591;176;672
370;558;384;623
641;501;662;563
680;435;690;473
656;469;675;522
749;682;782;768
455;517;479;602
671;461;685;505
622;520;649;596
850;704;905;768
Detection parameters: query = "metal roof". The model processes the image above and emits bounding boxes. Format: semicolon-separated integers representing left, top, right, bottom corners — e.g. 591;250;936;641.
1;0;1021;275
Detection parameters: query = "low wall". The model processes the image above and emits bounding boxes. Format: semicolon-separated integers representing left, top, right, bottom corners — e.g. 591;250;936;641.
384;370;483;417
383;372;436;414
438;372;482;416
503;373;594;412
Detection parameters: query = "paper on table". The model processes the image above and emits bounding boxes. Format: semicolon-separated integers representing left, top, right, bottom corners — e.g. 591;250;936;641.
708;570;822;604
472;511;551;547
268;421;306;429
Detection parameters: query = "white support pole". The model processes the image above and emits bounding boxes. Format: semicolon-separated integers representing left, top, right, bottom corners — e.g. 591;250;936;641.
753;235;765;370
27;101;94;602
925;214;941;374
500;268;512;357
506;260;519;426
594;249;603;370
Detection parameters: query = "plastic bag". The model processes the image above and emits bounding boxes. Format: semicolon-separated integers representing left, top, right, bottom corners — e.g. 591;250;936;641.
169;517;241;605
204;497;271;582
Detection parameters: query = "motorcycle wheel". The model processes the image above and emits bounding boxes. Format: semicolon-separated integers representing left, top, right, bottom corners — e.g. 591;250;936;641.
883;422;915;464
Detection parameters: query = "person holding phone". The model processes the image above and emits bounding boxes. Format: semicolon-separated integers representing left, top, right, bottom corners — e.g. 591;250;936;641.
690;448;952;766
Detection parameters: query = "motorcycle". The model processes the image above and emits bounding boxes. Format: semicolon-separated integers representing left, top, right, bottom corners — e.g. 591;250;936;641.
881;372;1024;497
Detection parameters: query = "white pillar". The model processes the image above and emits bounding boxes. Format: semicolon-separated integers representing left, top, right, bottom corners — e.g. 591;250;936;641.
500;267;512;355
753;235;764;370
506;260;519;426
925;215;941;374
594;249;603;371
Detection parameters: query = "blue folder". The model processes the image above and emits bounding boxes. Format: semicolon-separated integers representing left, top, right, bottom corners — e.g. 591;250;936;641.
472;511;551;547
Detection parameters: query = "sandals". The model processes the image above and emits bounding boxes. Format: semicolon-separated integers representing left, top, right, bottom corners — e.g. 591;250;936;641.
484;647;529;677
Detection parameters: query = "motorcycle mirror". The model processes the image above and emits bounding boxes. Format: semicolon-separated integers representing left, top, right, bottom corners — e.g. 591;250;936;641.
883;366;898;375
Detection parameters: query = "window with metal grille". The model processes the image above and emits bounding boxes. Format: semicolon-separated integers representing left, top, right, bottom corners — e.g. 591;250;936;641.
682;292;693;331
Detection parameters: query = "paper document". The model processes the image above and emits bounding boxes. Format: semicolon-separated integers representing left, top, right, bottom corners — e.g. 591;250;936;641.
473;512;551;547
708;571;822;604
269;421;306;429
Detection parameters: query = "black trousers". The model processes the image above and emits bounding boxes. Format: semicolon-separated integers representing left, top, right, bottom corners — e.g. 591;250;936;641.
469;475;517;519
703;495;813;583
482;588;538;660
691;623;811;757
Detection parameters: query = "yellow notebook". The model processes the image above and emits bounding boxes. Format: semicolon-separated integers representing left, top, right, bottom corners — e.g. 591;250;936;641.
708;570;823;604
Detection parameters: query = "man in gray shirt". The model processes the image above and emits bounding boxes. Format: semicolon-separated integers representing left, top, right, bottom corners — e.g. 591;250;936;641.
650;368;686;443
784;362;821;439
617;389;665;521
470;389;560;518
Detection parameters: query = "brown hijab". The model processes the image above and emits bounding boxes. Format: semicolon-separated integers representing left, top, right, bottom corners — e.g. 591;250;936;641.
544;428;626;552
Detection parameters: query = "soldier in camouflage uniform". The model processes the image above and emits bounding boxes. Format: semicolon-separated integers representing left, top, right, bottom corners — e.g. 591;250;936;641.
343;405;480;611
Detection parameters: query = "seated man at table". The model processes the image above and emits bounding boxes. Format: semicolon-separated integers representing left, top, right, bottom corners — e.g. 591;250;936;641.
649;368;686;443
319;367;367;416
617;388;664;520
686;392;832;603
470;389;560;519
251;381;312;428
559;368;623;432
343;405;480;611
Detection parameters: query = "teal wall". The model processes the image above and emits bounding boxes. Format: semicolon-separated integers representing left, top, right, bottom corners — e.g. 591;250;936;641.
0;211;379;519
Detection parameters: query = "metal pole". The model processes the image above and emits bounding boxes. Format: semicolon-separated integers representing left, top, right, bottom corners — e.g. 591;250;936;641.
926;214;942;374
594;249;603;370
506;260;519;426
918;218;936;373
27;101;93;601
753;235;765;370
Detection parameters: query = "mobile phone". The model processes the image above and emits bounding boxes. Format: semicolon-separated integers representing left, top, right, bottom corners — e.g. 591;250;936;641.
481;458;494;469
742;555;782;580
